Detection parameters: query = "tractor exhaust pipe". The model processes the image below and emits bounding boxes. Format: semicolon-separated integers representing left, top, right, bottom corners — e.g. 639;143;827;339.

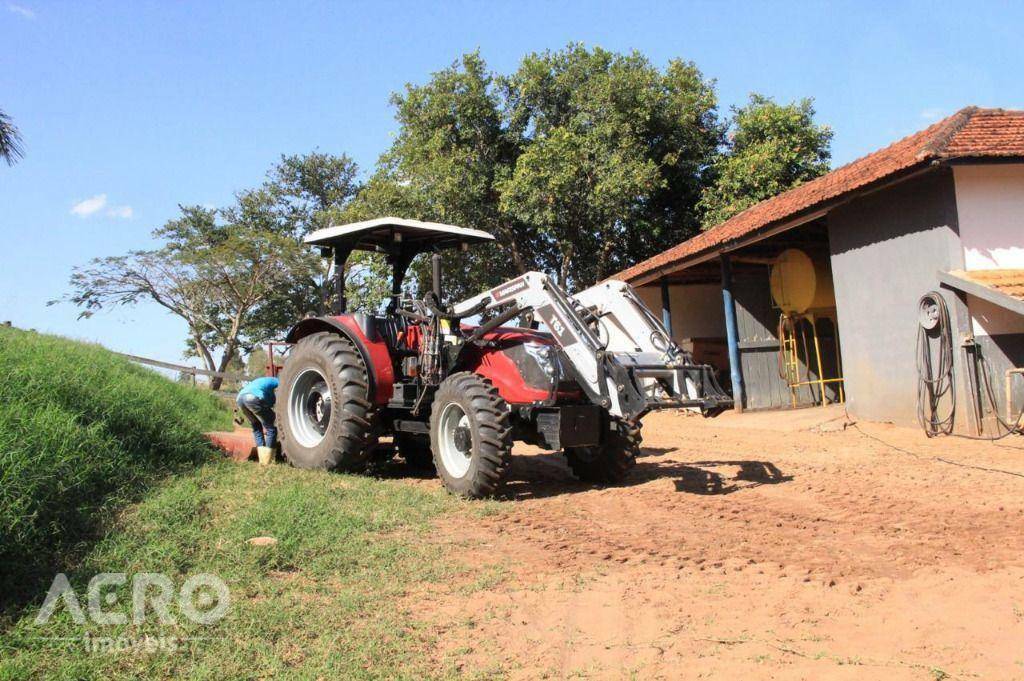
431;252;443;302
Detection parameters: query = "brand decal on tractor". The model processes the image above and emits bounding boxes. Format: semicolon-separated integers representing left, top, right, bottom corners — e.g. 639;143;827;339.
491;276;529;303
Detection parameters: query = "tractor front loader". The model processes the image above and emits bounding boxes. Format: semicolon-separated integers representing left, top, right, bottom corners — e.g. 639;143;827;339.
275;218;731;498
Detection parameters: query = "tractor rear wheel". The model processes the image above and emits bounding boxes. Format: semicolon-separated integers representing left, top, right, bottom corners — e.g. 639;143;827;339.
396;433;435;471
564;418;639;484
276;332;372;472
430;372;512;498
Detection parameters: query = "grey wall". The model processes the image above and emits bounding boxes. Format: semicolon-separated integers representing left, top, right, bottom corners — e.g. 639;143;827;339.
973;333;1024;431
828;168;966;426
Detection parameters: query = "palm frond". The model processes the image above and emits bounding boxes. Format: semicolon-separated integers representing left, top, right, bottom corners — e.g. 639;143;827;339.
0;109;25;166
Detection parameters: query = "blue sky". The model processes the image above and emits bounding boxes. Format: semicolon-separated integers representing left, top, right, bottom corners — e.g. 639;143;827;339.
2;0;1022;366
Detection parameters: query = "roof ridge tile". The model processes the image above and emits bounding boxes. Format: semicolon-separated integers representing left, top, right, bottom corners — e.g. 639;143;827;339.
917;106;979;159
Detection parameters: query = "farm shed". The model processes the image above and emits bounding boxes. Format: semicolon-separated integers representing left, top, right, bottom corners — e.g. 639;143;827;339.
613;107;1024;435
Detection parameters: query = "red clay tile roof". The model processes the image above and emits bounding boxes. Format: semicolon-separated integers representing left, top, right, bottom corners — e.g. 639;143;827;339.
614;107;1024;285
953;269;1024;304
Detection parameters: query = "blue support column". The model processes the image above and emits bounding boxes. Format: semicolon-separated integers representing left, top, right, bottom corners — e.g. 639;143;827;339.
720;254;745;412
660;279;672;335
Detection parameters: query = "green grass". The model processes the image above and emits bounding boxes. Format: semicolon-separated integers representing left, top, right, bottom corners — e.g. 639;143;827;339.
0;327;496;679
0;461;480;679
0;327;231;610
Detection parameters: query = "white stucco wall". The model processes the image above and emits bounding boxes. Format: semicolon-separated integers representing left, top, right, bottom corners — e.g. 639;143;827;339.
954;164;1024;270
953;164;1024;336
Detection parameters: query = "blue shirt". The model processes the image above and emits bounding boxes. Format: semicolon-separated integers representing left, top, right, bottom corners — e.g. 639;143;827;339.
238;377;279;405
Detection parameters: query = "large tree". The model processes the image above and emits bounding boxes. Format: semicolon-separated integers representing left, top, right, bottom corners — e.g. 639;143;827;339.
499;46;721;286
61;152;390;382
334;52;531;302
253;152;391;323
63;206;316;389
355;46;722;294
0;109;24;165
698;94;832;228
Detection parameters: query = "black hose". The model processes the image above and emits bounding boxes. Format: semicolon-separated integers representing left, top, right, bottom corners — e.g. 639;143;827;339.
916;292;955;436
422;295;489;322
971;351;1024;440
916;291;1024;439
468;305;526;343
396;309;428;323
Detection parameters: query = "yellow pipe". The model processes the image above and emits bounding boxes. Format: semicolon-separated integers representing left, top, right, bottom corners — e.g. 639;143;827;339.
810;314;828;406
777;311;846;406
789;378;846;386
833;321;845;403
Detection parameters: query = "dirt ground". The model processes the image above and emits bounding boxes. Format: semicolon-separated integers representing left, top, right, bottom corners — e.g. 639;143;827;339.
406;407;1024;680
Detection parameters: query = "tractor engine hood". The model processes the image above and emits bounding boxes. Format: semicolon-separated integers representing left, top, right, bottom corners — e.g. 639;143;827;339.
456;325;579;404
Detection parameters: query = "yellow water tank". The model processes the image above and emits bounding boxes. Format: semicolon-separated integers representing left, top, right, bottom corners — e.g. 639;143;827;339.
769;248;835;314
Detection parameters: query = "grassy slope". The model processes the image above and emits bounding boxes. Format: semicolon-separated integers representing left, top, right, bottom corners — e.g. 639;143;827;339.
0;328;495;679
1;462;487;679
0;327;231;608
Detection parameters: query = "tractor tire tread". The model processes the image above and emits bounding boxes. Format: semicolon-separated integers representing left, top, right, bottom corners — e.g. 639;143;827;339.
564;418;640;484
277;331;373;472
430;372;512;498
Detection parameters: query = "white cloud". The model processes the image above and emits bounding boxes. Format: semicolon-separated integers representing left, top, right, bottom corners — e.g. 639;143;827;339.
920;108;945;122
6;3;35;19
70;194;134;219
106;205;134;219
71;194;108;217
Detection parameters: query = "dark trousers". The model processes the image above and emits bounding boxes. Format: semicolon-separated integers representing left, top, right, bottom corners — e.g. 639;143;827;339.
237;393;277;448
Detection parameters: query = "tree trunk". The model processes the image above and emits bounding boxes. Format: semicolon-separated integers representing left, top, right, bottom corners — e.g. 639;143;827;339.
496;219;529;275
193;335;218;387
508;238;529;275
595;238;615;283
558;245;574;289
212;343;239;392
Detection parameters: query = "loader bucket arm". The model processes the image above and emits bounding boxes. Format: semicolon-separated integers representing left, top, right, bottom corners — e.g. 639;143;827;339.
451;272;732;421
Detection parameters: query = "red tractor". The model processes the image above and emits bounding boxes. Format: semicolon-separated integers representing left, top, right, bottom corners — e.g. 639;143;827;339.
276;218;729;498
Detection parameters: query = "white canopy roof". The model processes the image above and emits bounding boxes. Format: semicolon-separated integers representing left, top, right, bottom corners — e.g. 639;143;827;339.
304;217;494;252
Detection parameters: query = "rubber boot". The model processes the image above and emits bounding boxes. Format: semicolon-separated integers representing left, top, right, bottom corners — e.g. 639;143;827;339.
257;446;274;466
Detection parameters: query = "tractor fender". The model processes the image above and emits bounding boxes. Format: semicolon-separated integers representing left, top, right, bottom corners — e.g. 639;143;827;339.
284;315;395;406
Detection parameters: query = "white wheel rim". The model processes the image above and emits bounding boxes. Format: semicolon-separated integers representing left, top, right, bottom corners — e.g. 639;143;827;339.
438;402;473;478
289;367;332;448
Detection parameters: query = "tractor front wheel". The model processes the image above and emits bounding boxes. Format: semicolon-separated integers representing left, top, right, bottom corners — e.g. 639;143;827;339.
276;332;372;472
564;418;640;484
429;372;512;498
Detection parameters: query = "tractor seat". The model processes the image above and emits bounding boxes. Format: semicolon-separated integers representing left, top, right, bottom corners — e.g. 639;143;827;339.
372;316;416;356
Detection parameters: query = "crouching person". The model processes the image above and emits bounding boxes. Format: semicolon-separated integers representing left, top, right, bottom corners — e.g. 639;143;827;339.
237;376;279;464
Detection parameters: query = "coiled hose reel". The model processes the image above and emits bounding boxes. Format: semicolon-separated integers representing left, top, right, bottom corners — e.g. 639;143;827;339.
916;292;955;436
916;291;1024;439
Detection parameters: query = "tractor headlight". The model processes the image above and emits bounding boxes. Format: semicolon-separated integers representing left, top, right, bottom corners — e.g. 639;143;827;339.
523;342;557;378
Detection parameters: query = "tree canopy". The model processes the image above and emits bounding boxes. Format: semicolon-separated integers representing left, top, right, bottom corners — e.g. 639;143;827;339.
350;46;831;295
62;205;315;389
352;46;723;292
698;95;833;228
499;47;721;287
